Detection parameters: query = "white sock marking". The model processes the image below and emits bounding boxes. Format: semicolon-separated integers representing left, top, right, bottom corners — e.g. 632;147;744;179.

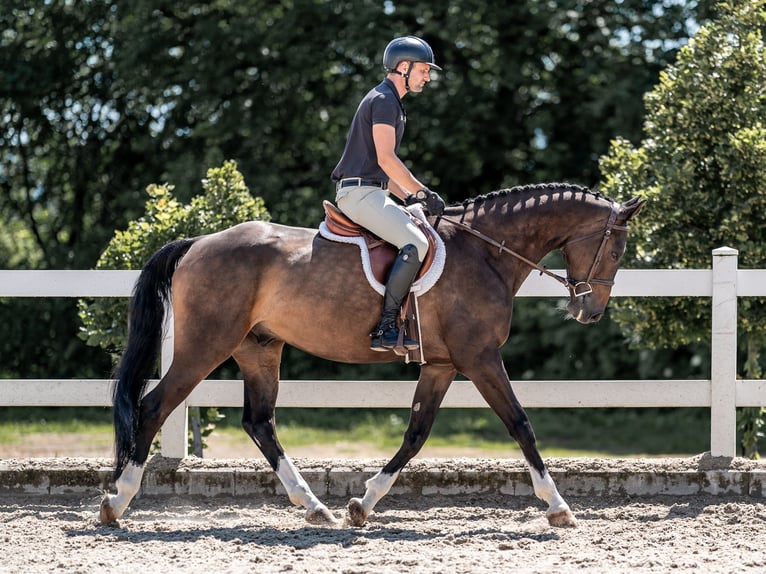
275;455;328;515
359;471;400;516
527;462;571;515
107;462;144;518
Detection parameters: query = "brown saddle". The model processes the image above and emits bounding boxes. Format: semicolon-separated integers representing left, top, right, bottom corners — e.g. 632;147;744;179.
322;200;438;284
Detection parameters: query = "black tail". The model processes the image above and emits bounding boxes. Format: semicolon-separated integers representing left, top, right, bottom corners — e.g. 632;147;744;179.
112;238;196;480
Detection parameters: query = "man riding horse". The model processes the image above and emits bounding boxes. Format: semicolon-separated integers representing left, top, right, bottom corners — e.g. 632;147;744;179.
98;33;646;529
331;36;446;352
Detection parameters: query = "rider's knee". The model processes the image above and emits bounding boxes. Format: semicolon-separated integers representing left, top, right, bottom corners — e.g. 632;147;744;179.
404;235;428;263
400;242;425;265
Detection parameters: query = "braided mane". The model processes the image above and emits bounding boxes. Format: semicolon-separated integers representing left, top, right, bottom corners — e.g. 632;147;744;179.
458;183;609;208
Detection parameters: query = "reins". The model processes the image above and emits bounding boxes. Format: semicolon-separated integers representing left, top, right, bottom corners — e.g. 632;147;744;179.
439;202;627;299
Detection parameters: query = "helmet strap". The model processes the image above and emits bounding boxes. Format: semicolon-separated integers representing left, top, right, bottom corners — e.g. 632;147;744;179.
391;61;414;92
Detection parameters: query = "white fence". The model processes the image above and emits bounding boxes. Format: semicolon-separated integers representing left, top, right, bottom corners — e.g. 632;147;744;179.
1;246;765;459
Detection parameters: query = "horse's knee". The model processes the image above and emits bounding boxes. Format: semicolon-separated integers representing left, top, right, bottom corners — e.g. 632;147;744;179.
242;415;275;443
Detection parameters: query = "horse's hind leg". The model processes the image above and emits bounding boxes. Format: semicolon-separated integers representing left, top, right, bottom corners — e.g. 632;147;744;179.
101;301;248;524
466;349;577;527
347;364;456;526
99;363;206;522
99;459;144;523
99;353;226;523
233;334;339;526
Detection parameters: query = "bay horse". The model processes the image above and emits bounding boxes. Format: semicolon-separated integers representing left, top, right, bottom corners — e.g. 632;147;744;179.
99;183;644;527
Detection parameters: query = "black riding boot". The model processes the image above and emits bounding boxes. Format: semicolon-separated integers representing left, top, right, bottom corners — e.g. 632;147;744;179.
370;244;422;352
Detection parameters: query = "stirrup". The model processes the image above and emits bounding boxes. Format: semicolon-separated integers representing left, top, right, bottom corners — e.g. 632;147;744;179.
388;327;418;351
378;327;418;351
370;324;418;352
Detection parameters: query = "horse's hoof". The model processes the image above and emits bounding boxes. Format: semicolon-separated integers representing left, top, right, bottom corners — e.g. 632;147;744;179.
346;497;367;527
305;506;341;526
547;509;578;528
99;494;119;525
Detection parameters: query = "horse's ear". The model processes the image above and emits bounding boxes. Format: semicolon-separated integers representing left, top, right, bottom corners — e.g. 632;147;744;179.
620;196;646;222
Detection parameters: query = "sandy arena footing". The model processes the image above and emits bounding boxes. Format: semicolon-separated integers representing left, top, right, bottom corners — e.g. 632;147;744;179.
1;453;765;499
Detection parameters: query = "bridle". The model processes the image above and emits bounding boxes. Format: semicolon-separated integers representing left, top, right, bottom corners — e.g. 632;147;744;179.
440;202;628;299
441;202;626;298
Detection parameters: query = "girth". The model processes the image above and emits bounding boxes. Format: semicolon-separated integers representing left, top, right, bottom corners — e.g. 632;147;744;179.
322;200;438;283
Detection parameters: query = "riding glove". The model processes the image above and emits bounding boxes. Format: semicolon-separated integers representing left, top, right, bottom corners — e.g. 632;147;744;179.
405;187;445;216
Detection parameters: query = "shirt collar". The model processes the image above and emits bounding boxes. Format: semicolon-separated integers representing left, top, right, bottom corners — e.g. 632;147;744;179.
381;77;403;104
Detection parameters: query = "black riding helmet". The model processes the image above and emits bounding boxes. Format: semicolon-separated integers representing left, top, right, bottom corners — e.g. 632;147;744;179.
383;36;441;91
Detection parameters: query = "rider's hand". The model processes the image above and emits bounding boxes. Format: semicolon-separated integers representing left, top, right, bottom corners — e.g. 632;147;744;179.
411;187;445;216
404;194;421;207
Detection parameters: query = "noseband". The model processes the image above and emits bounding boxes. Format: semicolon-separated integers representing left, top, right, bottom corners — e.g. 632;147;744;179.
559;202;628;297
441;202;627;298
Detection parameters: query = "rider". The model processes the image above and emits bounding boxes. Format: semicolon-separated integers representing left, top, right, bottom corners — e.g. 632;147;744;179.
332;35;446;353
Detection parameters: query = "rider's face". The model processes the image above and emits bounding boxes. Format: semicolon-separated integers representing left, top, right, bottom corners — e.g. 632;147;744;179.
405;62;433;93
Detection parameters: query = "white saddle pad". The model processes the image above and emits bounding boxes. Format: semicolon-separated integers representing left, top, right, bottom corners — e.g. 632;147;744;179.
318;205;446;297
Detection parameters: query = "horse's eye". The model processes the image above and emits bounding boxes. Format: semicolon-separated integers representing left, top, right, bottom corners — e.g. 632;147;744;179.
610;250;620;261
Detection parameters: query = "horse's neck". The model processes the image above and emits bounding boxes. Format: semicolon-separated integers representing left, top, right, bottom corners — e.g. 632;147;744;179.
467;192;605;259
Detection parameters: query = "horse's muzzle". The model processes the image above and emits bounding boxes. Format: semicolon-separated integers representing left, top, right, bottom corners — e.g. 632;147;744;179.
566;299;605;324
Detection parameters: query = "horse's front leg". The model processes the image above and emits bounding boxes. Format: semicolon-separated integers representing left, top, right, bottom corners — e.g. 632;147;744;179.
466;350;577;528
525;461;576;527
235;339;339;526
347;364;456;526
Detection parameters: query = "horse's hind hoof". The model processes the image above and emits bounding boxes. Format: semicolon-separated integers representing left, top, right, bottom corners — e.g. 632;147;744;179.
305;506;341;526
346;497;367;527
99;493;119;525
547;509;578;528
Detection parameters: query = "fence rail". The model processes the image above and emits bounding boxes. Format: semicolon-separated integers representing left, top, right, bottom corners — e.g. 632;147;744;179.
1;246;763;458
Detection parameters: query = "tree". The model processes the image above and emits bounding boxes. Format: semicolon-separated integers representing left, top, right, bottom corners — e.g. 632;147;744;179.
0;0;153;378
599;0;766;456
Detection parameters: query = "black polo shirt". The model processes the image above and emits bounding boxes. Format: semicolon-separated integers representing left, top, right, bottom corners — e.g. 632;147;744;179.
331;78;406;183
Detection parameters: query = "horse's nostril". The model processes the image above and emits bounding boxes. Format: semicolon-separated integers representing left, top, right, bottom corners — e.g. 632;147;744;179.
590;312;603;323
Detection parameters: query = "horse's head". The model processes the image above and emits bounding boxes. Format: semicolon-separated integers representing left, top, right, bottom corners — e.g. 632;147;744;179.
561;195;645;324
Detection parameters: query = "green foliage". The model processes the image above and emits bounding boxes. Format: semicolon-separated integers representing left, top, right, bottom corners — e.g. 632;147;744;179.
1;0;709;238
740;338;766;458
505;297;710;381
78;160;269;355
599;1;766;455
601;0;766;348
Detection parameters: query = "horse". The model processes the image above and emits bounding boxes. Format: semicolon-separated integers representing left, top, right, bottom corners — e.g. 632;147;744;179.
99;183;645;527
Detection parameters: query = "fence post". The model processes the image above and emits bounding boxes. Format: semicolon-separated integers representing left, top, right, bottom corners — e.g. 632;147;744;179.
160;304;188;458
710;246;738;457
